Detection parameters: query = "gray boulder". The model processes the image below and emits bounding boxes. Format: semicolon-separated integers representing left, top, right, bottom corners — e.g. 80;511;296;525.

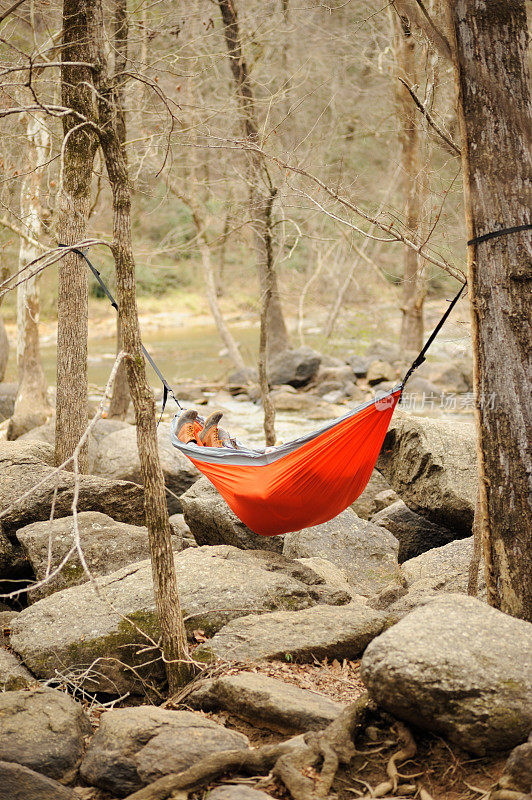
0;688;91;783
208;787;275;799
295;557;353;597
377;414;477;533
0;527;27;584
11;545;349;694
371;500;459;562
350;469;394;520
360;594;532;755
19;417;129;472
496;732;532;795
371;536;485;616
0;647;34;690
93;422;199;513
365;341;401;364
196;602;386;664
0;762;76;800
80;707;248;797
16;512;182;601
283;509;400;596
0;382;17;421
187;671;344;733
0;440;146;534
169;512;197;548
180;477;282;552
366;360;396;386
268;346;321;388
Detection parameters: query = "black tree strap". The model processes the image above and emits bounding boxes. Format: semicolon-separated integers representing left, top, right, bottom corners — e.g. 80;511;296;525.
467;222;532;247
400;282;466;395
58;245;183;420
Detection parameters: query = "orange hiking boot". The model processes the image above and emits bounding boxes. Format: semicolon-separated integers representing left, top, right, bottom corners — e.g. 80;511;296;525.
199;411;226;447
176;409;200;444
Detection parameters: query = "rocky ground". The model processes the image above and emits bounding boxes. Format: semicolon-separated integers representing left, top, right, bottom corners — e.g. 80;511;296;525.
0;341;530;800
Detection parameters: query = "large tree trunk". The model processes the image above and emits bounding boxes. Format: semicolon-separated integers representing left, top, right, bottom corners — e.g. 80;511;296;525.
55;0;98;471
446;0;532;620
217;0;290;357
8;112;51;439
393;9;426;353
86;0;191;689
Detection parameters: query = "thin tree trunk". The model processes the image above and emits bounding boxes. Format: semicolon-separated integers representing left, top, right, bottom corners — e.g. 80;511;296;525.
0;262;9;382
393;9;426;352
259;188;277;446
109;0;130;420
55;0;98;471
217;0;290;357
8;112;50;439
446;0;532;620
86;0;191;688
216;203;231;297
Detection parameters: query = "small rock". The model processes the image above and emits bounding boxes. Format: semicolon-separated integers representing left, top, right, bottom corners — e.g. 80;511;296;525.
371;489;400;516
360;594;532;755
17;512;183;601
350;469;393;520
371;500;459;562
187;671;345;733
180;478;282;552
0;383;17;422
0;646;34;690
377;414;477;534
208;787;276;799
497;731;532;795
0;761;76;800
0;687;92;783
80;707;249;797
366;360;396;386
196;602;386;664
283;509;400;596
268;346;321;388
347;355;369;378
295;557;353;597
365;341;401;364
93;422;200;513
169;512;197;548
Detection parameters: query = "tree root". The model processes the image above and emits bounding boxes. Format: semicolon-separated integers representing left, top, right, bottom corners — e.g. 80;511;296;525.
124;693;371;800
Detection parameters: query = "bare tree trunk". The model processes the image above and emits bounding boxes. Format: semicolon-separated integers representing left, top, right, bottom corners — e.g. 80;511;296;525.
86;0;191;688
259;189;277;446
0;262;9;382
446;0;532;621
55;0;98;471
217;0;290;357
216;202;231;297
8;112;51;439
393;9;426;352
108;0;130;420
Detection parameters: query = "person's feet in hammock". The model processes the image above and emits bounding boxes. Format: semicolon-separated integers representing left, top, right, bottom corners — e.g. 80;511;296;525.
175;409;200;444
199;411;234;448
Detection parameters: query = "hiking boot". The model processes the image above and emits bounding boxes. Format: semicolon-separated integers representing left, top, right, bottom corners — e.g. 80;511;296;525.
176;409;200;444
199;411;225;447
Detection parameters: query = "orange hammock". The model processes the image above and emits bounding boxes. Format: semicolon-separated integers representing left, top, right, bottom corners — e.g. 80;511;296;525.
171;388;401;536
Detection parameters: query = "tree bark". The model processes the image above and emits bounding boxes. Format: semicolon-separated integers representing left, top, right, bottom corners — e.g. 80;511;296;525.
86;0;191;688
55;0;98;471
217;0;290;357
0;262;10;382
108;0;130;420
259;188;277;446
393;9;426;353
8;112;51;439
446;0;532;620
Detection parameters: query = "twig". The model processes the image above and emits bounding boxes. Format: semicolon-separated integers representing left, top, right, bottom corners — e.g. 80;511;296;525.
397;77;460;155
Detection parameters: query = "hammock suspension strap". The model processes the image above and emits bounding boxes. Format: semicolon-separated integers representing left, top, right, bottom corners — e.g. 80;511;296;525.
467;222;532;247
400;282;466;394
58;245;183;420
